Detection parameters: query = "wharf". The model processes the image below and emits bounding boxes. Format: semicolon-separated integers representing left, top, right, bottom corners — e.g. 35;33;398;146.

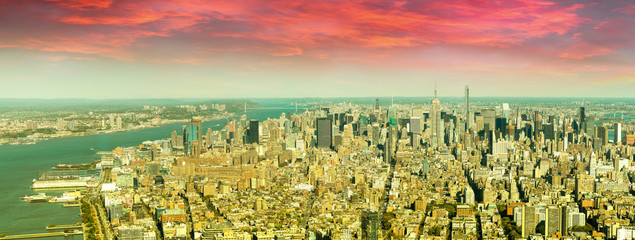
0;231;82;239
45;225;82;231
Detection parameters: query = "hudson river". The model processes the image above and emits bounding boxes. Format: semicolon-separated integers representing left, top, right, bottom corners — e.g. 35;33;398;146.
0;102;298;238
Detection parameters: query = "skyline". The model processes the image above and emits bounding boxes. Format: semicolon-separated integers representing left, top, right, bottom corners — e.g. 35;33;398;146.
1;0;634;98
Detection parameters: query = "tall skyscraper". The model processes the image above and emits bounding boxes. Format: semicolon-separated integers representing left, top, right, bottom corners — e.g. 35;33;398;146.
516;106;522;129
316;118;332;148
615;122;622;144
361;210;379;240
385;125;395;162
521;205;536;238
465;85;470;130
545;206;561;237
246;120;259;144
482;109;496;132
560;206;569;237
182;119;200;156
171;130;178;147
579;106;586;134
596;125;608;147
431;86;443;148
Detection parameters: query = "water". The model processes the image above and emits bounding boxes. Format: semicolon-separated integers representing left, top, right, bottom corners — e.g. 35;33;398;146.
0;101;298;238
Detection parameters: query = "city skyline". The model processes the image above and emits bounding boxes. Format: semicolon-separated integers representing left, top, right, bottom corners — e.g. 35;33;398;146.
1;0;634;98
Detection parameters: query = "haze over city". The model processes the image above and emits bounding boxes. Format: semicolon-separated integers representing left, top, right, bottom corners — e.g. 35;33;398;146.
1;0;634;98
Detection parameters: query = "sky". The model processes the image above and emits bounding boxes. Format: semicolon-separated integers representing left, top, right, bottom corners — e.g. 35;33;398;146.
0;0;634;98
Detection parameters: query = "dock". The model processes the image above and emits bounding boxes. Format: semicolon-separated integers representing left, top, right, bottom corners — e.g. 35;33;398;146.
45;224;82;231
0;231;82;239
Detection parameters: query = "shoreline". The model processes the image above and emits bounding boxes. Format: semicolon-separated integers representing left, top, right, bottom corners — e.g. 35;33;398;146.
0;112;237;146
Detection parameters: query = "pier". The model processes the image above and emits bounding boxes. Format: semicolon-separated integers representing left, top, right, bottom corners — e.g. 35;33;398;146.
45;224;82;231
0;231;82;239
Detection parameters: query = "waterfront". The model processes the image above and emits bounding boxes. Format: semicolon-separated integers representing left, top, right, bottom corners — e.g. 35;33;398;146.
0;101;299;238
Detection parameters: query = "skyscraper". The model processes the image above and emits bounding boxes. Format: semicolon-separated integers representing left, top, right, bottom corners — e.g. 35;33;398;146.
246;120;259;144
578;106;586;135
431;86;443;148
521;205;536;238
482;109;496;132
546;206;561;237
316;118;332;148
615;122;622;144
361;210;379;240
182;119;200;156
465;85;470;130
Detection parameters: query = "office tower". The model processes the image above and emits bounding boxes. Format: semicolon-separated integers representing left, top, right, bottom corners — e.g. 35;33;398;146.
385;125;396;162
516;106;522;129
509;176;519;201
465;85;470;130
316;118;332;148
543;124;555;140
560;206;569;236
546;206;561;237
431;87;443;148
246;120;259;144
579;107;586;131
410;117;421;133
375;98;379;110
502;103;510;120
482;109;496;132
171;130;178;147
596;125;608;147
361;210;379;240
521;206;536;238
615;123;622;144
495;117;507;136
182;119;199;156
205;128;213;146
464;186;475;205
411;133;419;150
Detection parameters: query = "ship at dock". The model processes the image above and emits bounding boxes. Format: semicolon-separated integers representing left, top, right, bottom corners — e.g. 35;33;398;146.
21;193;50;203
32;166;99;189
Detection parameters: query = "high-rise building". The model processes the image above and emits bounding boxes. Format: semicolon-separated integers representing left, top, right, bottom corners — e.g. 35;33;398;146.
410;117;421;134
171;130;178;147
482;109;496;132
545;206;561;237
246;120;259;144
543;124;555;140
316;118;332;148
182;119;200;156
615;122;622;144
465;85;470;130
502;103;510;120
464;186;475;205
361;210;379;240
431;87;443;148
521;205;536;238
560;206;569;237
579;107;586;132
596;125;608;147
385;125;395;162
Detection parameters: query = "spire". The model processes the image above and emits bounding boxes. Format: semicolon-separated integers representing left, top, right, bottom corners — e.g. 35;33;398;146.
434;81;438;99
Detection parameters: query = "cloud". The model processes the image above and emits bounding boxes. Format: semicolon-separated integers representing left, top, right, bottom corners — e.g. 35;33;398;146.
0;0;595;59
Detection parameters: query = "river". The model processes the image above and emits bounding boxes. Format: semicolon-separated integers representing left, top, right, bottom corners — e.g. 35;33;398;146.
0;101;300;238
